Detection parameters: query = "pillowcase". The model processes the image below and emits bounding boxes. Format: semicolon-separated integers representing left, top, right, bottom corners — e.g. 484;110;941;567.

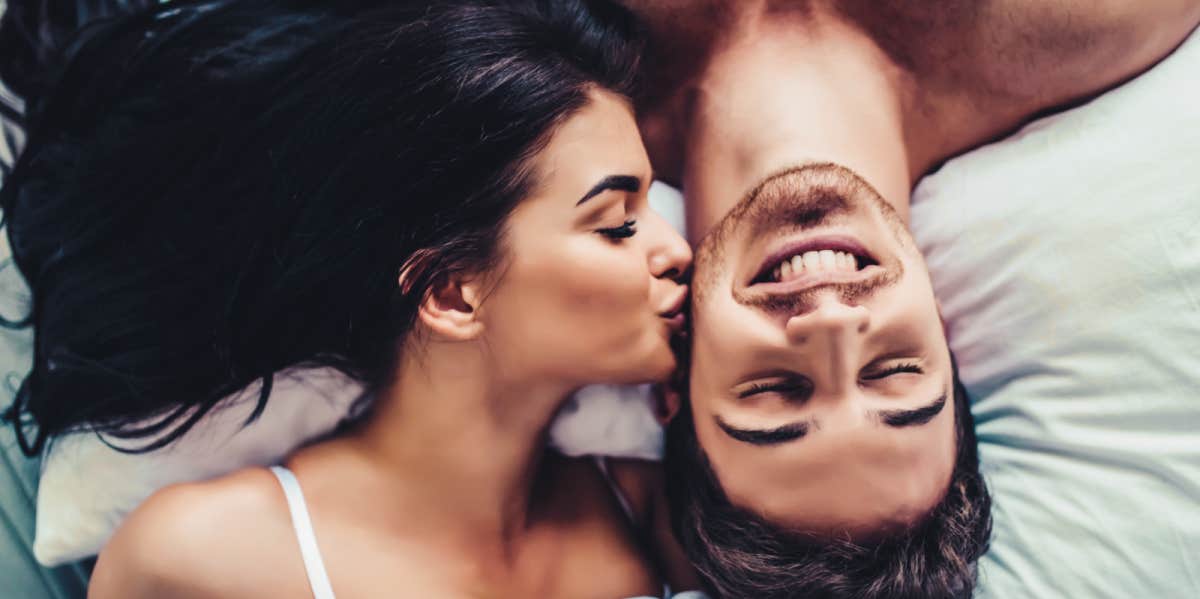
909;29;1200;598
33;368;363;565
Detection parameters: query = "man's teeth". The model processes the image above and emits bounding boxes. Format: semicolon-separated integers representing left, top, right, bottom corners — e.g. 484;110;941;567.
772;250;858;282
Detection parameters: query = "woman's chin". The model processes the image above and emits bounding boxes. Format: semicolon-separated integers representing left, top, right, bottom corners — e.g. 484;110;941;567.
583;337;679;386
639;346;679;384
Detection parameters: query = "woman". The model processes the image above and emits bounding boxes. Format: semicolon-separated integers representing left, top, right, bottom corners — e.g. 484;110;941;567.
1;1;702;596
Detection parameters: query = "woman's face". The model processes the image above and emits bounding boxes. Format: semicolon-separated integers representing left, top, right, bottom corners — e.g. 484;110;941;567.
478;89;692;387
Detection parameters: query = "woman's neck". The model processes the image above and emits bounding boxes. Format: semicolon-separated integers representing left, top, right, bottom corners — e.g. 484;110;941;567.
347;338;573;544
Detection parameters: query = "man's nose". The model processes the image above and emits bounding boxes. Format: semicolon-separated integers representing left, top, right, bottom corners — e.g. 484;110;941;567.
785;295;870;341
784;296;870;389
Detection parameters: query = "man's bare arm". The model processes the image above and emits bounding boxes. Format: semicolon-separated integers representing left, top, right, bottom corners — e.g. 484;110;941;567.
630;0;1200;106
839;0;1200;171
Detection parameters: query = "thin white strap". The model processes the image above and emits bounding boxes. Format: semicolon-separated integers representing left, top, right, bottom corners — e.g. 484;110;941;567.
595;459;711;599
270;466;337;599
593;456;638;524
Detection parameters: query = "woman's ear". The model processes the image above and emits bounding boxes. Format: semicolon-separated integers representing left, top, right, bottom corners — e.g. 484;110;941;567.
399;251;487;341
415;273;486;340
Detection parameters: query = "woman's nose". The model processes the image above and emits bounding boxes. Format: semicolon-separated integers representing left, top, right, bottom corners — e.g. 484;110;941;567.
643;210;692;281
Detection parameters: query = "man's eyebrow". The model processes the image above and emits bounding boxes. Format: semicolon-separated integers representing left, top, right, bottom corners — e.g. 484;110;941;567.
875;392;948;428
715;415;810;446
577;174;641;205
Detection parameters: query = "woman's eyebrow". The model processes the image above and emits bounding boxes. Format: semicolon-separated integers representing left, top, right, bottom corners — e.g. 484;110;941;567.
875;391;948;428
577;174;641;205
715;416;811;446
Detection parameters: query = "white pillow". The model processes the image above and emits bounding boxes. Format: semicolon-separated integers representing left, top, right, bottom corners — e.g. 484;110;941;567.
33;368;363;565
19;182;683;567
910;29;1200;598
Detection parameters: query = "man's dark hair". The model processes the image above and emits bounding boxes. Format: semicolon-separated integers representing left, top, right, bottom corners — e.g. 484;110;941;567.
1;0;643;456
665;359;992;599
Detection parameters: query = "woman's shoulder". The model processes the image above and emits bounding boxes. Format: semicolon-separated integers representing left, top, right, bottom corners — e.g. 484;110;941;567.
88;467;306;599
545;453;664;521
592;457;707;595
599;456;664;524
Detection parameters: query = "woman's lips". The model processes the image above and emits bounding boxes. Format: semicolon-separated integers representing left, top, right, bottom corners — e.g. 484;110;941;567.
658;285;688;317
658;285;689;332
662;312;686;333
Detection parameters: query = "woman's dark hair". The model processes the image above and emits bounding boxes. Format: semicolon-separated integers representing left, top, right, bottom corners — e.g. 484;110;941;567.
0;0;643;455
665;358;993;599
0;1;158;101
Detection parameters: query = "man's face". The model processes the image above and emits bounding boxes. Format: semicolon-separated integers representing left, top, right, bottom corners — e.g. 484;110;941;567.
687;162;956;537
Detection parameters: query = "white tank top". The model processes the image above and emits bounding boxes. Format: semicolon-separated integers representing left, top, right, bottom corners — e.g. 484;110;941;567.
268;465;709;599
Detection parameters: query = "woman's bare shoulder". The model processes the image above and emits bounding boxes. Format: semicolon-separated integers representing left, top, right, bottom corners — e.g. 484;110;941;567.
89;467;307;599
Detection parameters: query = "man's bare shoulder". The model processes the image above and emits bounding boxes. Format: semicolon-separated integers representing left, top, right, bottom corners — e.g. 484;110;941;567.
89;468;308;599
839;0;1200;103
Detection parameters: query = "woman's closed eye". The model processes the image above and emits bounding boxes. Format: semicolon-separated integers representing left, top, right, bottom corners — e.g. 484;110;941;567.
596;219;637;239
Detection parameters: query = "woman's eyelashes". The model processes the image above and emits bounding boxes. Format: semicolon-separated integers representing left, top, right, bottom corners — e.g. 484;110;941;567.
596;219;637;240
860;362;924;381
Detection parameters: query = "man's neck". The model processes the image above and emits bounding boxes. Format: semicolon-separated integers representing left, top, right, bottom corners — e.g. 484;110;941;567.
675;9;918;240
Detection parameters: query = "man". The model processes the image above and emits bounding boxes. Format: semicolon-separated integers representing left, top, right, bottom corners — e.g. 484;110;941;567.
619;1;1200;597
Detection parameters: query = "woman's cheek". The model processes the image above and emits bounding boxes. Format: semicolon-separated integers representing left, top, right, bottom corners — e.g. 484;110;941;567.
500;238;653;376
575;252;649;318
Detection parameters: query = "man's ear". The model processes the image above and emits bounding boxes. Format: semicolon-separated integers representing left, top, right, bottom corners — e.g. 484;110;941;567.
653;384;682;425
410;271;487;341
